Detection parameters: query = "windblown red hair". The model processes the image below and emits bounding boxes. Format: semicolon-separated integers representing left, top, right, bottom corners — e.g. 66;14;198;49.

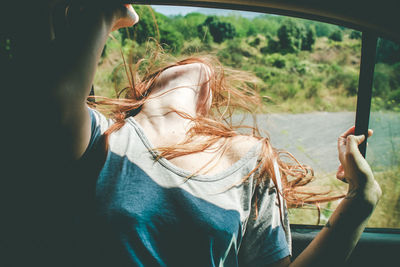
90;50;344;223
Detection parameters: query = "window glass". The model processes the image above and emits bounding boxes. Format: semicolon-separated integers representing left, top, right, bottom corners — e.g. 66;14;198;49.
366;37;400;228
95;5;362;226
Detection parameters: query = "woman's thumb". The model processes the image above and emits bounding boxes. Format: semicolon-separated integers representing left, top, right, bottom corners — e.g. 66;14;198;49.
347;134;366;155
353;134;366;145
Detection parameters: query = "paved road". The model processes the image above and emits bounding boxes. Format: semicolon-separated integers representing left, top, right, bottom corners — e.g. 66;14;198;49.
235;112;400;173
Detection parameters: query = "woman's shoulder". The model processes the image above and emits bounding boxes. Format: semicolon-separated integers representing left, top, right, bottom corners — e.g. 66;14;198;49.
225;135;261;163
88;107;115;126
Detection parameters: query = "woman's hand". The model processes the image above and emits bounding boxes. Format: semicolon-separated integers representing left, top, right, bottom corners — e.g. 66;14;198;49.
63;3;138;32
111;4;139;31
336;126;381;202
290;127;382;267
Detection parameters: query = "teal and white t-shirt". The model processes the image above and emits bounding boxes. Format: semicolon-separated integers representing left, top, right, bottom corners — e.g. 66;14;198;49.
88;108;291;266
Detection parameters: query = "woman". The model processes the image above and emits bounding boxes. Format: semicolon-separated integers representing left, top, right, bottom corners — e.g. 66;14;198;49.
9;2;380;266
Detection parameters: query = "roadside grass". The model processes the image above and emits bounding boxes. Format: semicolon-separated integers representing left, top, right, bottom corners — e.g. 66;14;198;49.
288;166;400;228
288;170;346;225
368;166;400;228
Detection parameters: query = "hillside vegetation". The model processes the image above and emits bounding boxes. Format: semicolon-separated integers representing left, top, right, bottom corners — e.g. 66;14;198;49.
93;7;400;228
93;5;400;113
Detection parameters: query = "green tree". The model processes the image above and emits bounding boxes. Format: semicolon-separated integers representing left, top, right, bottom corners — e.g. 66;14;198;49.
246;23;257;37
262;34;279;54
252;15;281;37
202;16;236;43
373;63;400;108
173;13;207;40
249;37;261;47
313;22;335;37
276;20;305;53
301;27;316;51
223;14;254;38
376;38;400;64
197;25;213;44
350;30;362;39
329;30;343;42
373;68;391;97
119;5;162;44
159;25;184;53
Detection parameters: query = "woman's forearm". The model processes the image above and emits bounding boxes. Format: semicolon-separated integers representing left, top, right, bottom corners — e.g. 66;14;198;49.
41;5;120;161
289;180;381;267
50;6;116;105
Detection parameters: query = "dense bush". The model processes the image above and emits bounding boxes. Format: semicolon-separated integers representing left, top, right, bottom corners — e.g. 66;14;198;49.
329;30;343;42
301;27;316;51
276;20;304;53
350;30;362;39
327;71;358;95
263;38;279;54
174;13;207;40
373;68;391;97
253;65;273;82
197;25;214;44
313;22;337;37
305;80;320;99
265;54;287;69
267;20;316;54
252;15;281;37
159;25;184;53
279;84;299;99
376;38;400;64
216;38;253;67
181;38;211;55
249;37;261;47
202;16;236;43
373;63;400;108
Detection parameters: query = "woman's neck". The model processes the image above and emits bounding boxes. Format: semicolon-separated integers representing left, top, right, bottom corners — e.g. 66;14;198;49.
141;86;198;117
133;89;197;147
132;62;211;146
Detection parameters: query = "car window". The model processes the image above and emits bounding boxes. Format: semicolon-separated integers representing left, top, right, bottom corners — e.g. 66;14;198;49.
366;37;400;228
94;5;399;228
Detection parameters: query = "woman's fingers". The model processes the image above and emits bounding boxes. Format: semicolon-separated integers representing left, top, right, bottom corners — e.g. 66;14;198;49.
111;4;139;31
338;126;355;164
337;126;374;184
338;126;355;153
125;4;139;24
339;126;372;139
336;164;347;182
347;134;365;151
340;126;356;139
338;126;373;152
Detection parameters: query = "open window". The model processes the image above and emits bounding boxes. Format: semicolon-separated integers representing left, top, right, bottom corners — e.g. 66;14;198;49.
1;1;399;266
96;4;367;226
92;2;400;265
366;37;400;228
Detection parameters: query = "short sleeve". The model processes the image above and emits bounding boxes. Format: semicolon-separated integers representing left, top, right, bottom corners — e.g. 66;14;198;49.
238;161;291;266
83;107;112;157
